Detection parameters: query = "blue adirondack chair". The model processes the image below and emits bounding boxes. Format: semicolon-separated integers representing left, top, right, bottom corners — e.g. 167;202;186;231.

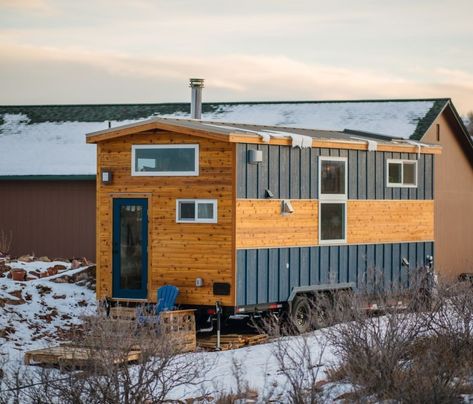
156;285;179;315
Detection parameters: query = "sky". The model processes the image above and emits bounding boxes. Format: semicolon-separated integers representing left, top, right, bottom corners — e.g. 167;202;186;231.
0;0;472;113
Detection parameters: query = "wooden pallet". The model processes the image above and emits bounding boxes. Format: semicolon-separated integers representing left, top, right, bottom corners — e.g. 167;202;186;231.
197;333;268;351
24;345;141;368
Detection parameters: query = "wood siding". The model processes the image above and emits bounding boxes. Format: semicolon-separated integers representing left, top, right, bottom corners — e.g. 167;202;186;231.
235;199;434;249
236;199;318;248
423;110;473;279
347;200;434;244
96;130;234;306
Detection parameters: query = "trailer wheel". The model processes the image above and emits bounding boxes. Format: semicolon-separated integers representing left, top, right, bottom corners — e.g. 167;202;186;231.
290;296;312;333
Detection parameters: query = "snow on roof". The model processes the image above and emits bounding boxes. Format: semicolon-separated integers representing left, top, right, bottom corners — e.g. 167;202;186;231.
203;100;438;138
0;99;446;176
0;114;136;176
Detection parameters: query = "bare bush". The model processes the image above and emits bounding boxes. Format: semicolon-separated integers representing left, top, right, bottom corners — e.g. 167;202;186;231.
325;280;473;402
0;230;12;256
254;311;329;403
1;311;207;403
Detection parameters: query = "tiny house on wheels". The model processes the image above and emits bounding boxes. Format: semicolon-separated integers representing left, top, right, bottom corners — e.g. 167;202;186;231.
86;118;440;329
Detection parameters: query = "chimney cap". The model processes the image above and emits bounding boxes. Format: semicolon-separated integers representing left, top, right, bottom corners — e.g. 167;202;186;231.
189;78;204;88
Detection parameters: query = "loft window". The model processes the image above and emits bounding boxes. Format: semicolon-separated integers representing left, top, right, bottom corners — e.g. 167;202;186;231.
387;159;417;187
132;145;199;176
176;199;217;223
319;156;348;244
319;157;347;199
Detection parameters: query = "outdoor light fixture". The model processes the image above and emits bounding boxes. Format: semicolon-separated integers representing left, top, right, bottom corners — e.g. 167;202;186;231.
265;188;274;198
248;149;263;164
101;168;112;185
401;257;410;267
281;199;294;215
195;277;203;287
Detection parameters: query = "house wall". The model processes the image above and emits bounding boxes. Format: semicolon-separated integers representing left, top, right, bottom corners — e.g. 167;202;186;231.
96;130;234;306
235;144;436;307
0;180;96;260
423;110;473;279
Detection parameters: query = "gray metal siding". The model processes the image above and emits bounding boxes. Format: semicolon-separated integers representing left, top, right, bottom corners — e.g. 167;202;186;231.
236;144;433;200
236;242;434;306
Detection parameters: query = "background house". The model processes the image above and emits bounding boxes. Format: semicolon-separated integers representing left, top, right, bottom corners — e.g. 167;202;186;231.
0;99;471;279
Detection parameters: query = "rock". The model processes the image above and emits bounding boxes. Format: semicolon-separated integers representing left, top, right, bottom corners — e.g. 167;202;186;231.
47;266;58;276
39;271;48;278
11;269;26;281
52;294;66;299
53;257;70;263
81;257;90;266
51;276;69;284
17;255;33;263
71;259;81;269
35;284;52;296
37;256;51;262
9;290;22;300
26;275;37;281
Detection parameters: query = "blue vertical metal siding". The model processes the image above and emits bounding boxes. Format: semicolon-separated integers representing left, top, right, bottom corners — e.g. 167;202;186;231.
236;144;433;200
236;242;434;306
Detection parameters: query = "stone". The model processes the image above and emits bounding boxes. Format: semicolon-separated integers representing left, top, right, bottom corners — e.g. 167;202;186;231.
17;255;33;263
71;259;81;269
37;256;51;262
11;269;26;281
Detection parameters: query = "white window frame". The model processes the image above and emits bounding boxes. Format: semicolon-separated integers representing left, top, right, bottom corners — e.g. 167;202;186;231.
318;201;347;245
318;156;348;200
386;159;418;188
131;144;199;176
176;199;218;224
318;156;348;245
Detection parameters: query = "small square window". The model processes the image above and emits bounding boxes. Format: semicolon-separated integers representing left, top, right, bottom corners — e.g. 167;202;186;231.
387;159;417;188
320;202;346;243
176;200;217;223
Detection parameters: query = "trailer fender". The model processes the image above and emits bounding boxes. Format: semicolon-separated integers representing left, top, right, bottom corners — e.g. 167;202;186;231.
287;282;355;313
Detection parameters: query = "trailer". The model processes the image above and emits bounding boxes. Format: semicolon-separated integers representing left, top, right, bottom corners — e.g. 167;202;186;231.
86;118;439;332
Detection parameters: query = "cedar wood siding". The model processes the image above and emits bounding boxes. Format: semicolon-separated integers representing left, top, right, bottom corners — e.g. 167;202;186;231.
96;130;234;306
423;109;473;279
235;143;435;306
0;180;96;259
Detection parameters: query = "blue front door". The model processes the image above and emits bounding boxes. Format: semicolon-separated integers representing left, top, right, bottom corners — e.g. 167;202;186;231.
112;198;148;299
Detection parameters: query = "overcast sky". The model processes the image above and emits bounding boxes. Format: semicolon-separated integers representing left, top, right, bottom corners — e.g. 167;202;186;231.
1;0;472;113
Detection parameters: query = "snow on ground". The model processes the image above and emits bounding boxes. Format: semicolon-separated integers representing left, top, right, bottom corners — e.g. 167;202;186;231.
0;259;96;365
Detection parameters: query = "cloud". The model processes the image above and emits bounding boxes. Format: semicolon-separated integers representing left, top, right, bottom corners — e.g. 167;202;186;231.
0;41;472;113
0;0;55;13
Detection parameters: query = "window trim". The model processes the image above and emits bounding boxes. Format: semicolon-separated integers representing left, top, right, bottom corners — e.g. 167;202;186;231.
318;201;347;245
176;199;218;224
386;159;418;188
318;156;348;200
131;144;199;177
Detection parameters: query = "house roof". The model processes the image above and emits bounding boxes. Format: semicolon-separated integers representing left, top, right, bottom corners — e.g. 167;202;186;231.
0;98;456;176
86;117;441;156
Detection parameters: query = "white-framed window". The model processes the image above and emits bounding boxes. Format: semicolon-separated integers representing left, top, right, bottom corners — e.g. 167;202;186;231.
319;201;347;244
176;199;218;223
131;144;199;176
319;156;348;244
386;159;417;188
318;156;348;200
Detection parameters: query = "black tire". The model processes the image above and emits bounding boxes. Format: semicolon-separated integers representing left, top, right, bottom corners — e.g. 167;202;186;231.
290;296;312;334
